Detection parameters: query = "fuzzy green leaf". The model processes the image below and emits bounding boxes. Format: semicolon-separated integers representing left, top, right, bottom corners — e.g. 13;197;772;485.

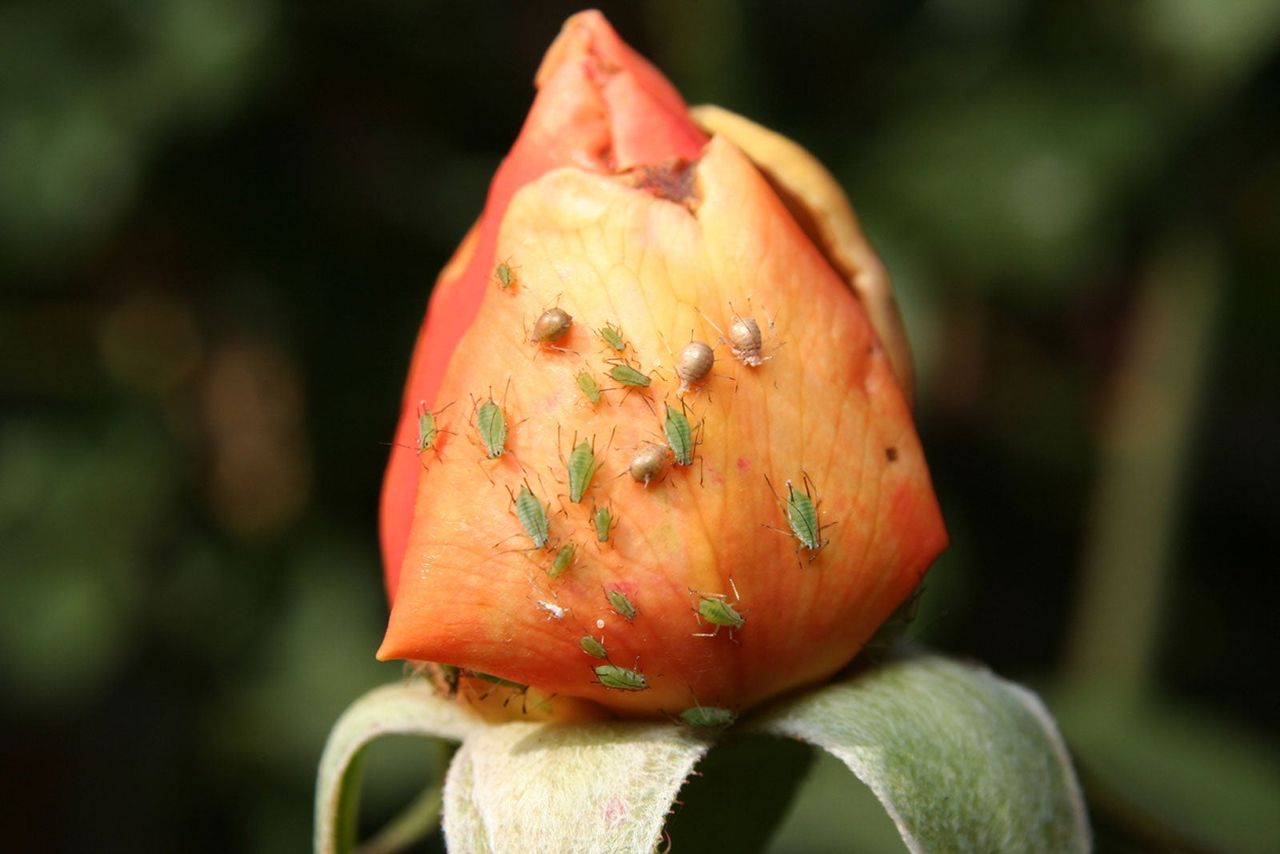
443;721;710;853
314;681;478;854
754;654;1090;852
317;655;1087;853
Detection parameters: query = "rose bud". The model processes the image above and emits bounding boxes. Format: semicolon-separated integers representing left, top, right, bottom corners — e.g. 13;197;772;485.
376;11;947;720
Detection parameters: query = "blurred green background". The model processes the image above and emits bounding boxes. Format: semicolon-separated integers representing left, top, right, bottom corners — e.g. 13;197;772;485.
2;1;1278;851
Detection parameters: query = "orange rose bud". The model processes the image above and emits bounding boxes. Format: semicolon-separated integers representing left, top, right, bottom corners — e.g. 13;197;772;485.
377;11;947;720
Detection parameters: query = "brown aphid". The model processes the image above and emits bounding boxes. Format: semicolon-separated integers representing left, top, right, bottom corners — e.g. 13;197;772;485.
728;316;766;366
629;443;671;486
530;307;573;345
676;340;715;396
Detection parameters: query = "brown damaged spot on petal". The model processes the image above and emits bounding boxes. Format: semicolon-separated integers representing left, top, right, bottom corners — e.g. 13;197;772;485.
616;157;702;212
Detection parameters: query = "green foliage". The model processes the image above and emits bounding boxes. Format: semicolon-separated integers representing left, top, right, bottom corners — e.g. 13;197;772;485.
317;655;1089;852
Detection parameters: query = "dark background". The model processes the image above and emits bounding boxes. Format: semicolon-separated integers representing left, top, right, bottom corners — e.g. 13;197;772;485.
2;1;1278;851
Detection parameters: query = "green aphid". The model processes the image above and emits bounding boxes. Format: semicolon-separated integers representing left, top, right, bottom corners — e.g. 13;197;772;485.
785;477;824;552
575;370;602;405
416;407;440;453
468;671;526;691
606;588;637;621
579;635;608;659
698;596;745;630
678;705;736;728
495;261;516;290
549;542;576;578
514;484;549;549
567;440;598;503
594;663;647;691
475;397;507;459
592;504;614;543
608;362;651;388
663;404;694;466
597;322;626;352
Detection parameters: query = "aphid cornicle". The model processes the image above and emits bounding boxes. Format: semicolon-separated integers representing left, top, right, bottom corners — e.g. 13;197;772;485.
597;322;627;352
575;370;602;405
566;439;598;503
663;404;695;467
629;443;670;485
592;504;614;543
531;307;573;345
594;663;647;691
513;484;550;549
579;635;608;659
549;542;576;578
606;588;637;621
475;397;507;459
678;705;736;728
675;340;715;396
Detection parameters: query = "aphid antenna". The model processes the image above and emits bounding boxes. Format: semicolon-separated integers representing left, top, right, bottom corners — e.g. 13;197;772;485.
380;439;432;470
693;304;728;343
728;294;777;331
687;575;742;603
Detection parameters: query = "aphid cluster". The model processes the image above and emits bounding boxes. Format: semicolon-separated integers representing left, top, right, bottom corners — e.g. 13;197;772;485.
426;265;832;713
